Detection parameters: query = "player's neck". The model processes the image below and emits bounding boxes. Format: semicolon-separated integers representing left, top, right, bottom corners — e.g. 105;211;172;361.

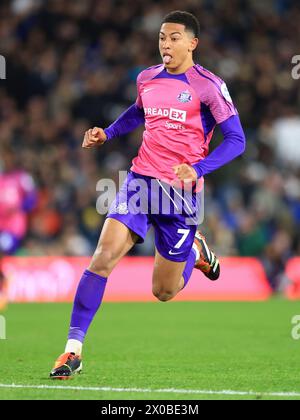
165;59;195;75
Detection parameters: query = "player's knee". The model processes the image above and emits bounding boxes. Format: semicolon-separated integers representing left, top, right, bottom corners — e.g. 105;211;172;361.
152;287;176;302
88;246;116;277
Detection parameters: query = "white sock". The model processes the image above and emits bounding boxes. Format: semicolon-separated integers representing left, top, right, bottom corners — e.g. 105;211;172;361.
65;339;83;356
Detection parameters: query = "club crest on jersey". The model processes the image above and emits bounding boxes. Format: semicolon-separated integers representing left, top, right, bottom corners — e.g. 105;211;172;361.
221;83;233;103
177;90;192;103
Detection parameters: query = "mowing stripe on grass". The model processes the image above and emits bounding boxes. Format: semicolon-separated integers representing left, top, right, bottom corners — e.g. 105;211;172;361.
0;384;300;398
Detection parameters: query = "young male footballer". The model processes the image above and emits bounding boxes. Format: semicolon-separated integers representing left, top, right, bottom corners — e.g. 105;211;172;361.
50;11;246;379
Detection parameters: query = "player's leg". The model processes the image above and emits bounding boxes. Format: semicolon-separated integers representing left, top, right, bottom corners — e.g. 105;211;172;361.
50;170;151;378
68;217;139;347
87;217;139;277
151;190;220;302
152;230;220;302
70;170;149;338
152;215;199;302
152;248;187;302
152;224;201;302
50;218;139;379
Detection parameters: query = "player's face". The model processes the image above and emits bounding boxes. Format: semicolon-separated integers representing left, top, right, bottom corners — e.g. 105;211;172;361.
159;23;198;73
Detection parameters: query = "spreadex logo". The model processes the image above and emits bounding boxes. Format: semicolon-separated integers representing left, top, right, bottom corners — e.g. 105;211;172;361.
145;108;187;123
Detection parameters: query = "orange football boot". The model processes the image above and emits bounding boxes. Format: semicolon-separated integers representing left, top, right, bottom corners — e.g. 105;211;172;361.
193;231;220;281
50;352;82;380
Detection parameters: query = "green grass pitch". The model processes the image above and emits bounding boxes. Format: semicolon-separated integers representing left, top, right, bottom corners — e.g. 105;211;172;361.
1;300;300;400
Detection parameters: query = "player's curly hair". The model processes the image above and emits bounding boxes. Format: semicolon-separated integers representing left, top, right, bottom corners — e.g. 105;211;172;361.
162;10;200;38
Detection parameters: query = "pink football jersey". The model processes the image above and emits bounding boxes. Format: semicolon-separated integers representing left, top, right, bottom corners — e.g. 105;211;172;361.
131;64;237;190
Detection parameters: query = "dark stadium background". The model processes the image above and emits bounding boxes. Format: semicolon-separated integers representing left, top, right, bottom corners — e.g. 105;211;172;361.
1;0;300;293
1;0;300;402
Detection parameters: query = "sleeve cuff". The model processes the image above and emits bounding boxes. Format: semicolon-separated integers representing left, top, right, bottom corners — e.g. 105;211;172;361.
104;128;113;141
192;163;204;179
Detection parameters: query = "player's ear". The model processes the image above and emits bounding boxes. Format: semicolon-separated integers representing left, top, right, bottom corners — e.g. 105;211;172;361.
189;37;199;53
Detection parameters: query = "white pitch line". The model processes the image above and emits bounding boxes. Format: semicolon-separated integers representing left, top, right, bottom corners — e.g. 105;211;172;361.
0;384;300;398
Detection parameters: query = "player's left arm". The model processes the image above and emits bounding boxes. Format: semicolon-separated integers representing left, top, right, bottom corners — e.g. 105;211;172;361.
191;114;246;179
174;80;246;182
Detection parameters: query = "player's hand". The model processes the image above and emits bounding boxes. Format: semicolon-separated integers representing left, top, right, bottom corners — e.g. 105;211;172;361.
172;164;198;182
82;127;107;149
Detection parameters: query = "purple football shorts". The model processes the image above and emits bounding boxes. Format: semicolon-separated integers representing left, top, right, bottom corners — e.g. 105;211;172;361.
106;171;202;262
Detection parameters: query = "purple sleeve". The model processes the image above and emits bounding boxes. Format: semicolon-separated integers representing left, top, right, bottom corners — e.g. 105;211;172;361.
104;104;145;141
192;115;246;178
19;173;37;212
22;191;37;212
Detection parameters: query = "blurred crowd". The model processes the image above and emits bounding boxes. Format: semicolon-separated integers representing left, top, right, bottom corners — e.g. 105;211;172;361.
0;0;300;291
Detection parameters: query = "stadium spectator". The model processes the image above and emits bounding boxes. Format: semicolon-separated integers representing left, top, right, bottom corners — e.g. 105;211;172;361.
0;145;37;309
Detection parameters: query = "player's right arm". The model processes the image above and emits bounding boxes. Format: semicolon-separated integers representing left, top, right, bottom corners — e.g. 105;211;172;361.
82;103;145;149
82;72;145;149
